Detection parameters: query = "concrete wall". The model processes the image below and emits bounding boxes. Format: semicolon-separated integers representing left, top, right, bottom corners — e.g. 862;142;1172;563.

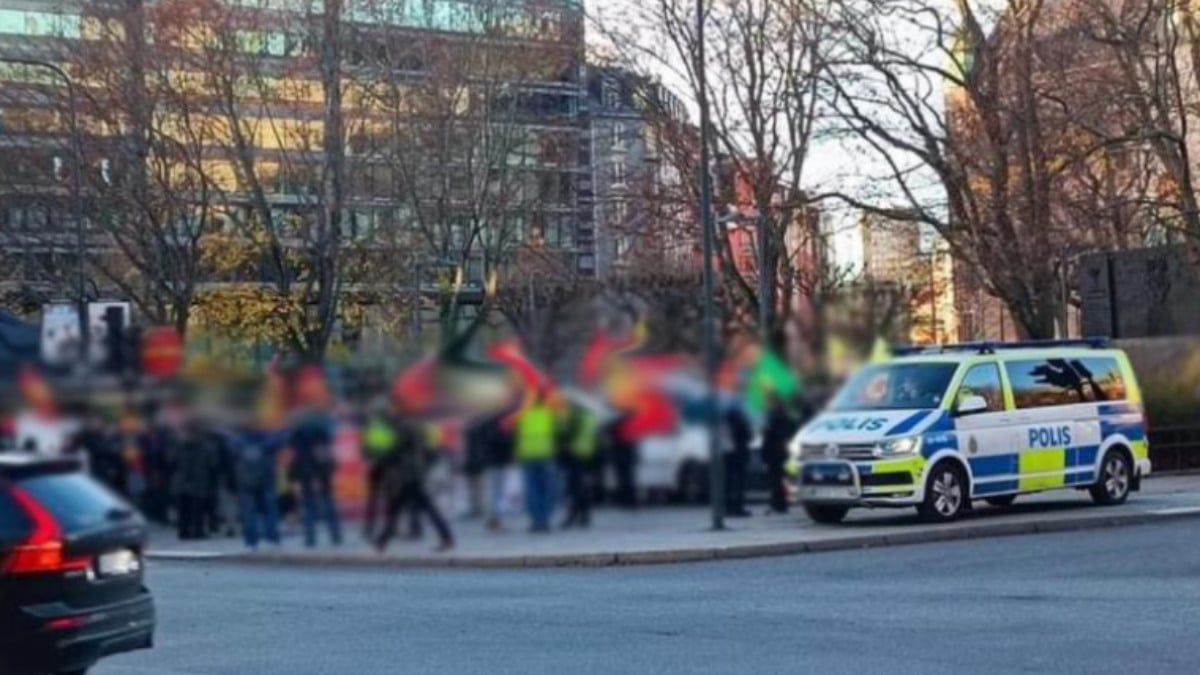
1080;246;1200;339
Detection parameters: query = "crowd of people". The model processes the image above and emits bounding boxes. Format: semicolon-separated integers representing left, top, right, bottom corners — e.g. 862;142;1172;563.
4;361;816;555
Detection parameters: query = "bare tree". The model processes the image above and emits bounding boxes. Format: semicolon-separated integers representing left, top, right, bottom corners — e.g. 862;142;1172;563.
67;0;226;333
820;0;1150;339
157;0;358;358
1080;0;1200;245
596;0;833;348
349;0;582;342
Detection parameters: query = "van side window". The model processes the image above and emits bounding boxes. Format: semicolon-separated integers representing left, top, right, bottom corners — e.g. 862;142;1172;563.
1005;357;1126;409
957;364;1003;412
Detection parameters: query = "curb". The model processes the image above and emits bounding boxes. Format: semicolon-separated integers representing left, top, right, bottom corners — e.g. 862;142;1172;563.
144;507;1200;570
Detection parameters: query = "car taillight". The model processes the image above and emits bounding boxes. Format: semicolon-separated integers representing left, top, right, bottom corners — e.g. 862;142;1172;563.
2;486;91;575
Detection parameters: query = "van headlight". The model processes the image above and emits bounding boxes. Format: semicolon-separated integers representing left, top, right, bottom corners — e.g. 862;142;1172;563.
874;436;921;458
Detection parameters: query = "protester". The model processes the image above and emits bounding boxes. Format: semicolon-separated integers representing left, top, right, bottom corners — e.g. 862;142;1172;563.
609;410;638;509
761;392;796;515
516;391;557;533
138;403;176;525
234;416;282;549
485;413;515;531
463;414;492;520
724;400;753;518
74;411;127;496
211;425;239;538
173;416;218;541
374;413;454;553
288;401;343;548
560;403;597;529
361;400;398;541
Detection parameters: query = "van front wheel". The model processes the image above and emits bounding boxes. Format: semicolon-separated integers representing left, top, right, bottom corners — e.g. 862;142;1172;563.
803;504;849;524
919;462;968;522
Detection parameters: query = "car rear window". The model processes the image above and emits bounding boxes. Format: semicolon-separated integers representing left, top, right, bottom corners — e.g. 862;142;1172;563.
17;473;129;532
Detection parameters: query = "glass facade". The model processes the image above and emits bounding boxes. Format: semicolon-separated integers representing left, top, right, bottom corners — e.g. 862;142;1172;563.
0;9;81;38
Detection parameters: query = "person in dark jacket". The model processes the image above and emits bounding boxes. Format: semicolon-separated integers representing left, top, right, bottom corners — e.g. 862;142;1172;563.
724;402;753;518
484;413;514;531
609;411;638;509
375;416;453;553
73;413;126;496
559;405;598;529
289;408;343;548
235;421;282;549
138;409;173;525
173;418;219;540
761;392;797;515
463;415;491;520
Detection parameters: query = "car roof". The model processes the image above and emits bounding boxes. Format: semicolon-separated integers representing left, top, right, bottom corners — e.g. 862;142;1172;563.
889;347;1124;365
0;453;84;479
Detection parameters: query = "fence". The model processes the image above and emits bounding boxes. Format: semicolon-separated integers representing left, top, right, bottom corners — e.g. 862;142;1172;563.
1149;426;1200;473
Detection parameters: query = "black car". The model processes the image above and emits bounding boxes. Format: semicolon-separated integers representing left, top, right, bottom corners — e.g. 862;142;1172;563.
0;455;155;675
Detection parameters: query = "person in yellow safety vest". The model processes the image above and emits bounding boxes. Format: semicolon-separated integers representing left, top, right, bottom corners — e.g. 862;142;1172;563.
560;404;597;529
360;403;398;541
516;392;557;533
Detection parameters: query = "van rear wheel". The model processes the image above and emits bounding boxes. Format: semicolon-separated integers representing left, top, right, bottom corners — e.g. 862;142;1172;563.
1091;451;1132;506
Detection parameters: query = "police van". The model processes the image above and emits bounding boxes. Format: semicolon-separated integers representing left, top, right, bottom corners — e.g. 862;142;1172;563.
791;340;1150;524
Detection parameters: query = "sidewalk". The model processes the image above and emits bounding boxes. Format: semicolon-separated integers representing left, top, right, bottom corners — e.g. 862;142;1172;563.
145;475;1200;569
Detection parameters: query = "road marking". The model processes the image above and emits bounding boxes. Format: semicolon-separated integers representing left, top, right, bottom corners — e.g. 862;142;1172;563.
1149;507;1200;516
146;550;230;560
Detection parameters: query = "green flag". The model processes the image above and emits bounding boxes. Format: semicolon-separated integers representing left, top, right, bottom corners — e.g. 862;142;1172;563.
747;347;800;412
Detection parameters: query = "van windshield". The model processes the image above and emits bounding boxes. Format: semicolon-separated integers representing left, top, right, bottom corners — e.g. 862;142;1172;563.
829;362;960;411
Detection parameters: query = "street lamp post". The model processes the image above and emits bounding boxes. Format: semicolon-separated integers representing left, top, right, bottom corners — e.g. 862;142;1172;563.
696;0;724;531
0;57;88;378
757;213;769;345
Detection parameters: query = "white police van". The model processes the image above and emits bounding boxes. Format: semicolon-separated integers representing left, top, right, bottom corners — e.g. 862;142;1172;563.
791;340;1150;524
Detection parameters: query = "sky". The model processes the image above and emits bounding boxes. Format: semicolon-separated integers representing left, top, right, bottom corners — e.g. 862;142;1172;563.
583;0;985;271
584;0;871;270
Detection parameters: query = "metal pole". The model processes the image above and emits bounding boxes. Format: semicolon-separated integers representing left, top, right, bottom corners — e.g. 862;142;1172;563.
0;58;88;380
1059;252;1070;339
757;212;769;346
929;252;937;343
696;0;724;531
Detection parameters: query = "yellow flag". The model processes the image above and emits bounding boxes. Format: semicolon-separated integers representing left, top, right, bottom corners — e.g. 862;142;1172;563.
870;338;892;364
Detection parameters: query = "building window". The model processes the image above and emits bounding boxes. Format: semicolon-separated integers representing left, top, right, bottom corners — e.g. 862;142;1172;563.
602;79;620;109
0;9;81;38
613;123;626;150
611;159;626;185
613;199;628;225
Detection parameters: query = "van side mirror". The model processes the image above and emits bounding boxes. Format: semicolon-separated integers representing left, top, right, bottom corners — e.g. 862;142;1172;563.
956;395;989;417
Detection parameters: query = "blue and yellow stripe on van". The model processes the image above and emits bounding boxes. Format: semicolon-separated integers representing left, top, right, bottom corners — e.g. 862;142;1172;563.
1100;402;1149;462
967;443;1101;495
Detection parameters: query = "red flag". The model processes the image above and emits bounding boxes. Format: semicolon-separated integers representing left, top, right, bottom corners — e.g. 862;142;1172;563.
391;357;438;415
487;340;550;394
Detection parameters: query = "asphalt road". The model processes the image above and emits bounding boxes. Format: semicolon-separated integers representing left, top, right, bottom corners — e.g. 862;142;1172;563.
99;521;1200;675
